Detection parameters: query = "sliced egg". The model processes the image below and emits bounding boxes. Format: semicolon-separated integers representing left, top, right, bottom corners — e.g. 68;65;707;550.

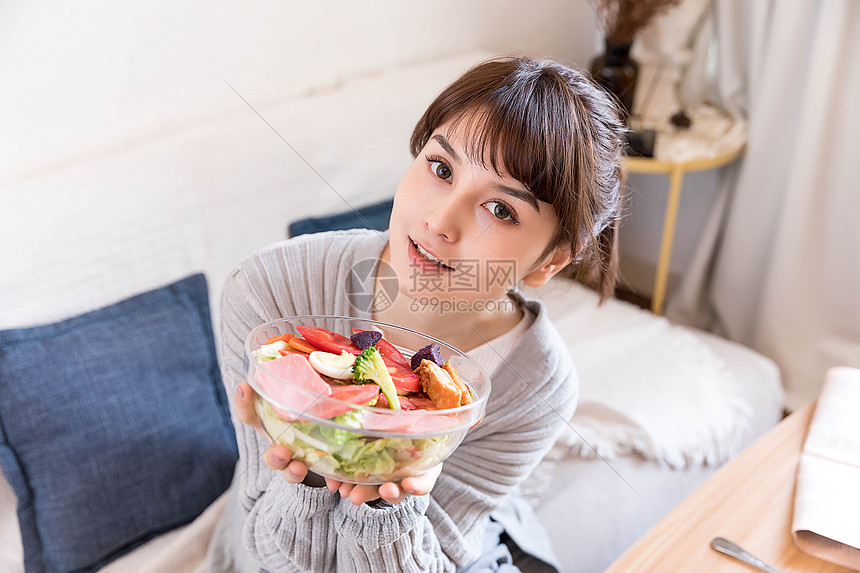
308;350;356;380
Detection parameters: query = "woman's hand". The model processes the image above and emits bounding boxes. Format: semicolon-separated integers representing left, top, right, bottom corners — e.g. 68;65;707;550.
235;382;443;500
234;382;309;484
324;463;443;506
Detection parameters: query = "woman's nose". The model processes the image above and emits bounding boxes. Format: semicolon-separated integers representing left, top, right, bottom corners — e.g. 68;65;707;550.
424;193;462;242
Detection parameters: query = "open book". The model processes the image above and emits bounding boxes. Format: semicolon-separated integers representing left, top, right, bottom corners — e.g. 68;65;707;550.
792;366;860;570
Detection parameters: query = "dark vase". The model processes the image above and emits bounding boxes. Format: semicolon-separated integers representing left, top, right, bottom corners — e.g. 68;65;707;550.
589;40;639;122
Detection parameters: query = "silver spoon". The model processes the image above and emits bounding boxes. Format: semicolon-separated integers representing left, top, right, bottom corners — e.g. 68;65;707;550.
711;537;784;573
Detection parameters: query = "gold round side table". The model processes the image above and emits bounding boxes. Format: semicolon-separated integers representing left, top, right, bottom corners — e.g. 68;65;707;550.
624;110;746;315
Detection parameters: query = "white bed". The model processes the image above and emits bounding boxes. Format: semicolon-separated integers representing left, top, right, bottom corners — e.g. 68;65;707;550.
532;320;783;571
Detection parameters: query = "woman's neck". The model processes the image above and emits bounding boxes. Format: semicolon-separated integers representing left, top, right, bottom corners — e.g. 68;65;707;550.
372;244;523;352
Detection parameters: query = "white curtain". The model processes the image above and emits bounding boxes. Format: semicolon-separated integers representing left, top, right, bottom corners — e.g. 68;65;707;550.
666;0;860;411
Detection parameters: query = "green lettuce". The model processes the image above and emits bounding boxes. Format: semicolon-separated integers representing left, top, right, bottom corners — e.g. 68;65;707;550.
260;397;451;480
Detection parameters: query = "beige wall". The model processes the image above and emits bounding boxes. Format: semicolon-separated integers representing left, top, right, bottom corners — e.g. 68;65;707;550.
0;1;598;181
0;1;716;287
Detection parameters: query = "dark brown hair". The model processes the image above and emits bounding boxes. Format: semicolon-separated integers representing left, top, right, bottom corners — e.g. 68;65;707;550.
410;57;626;301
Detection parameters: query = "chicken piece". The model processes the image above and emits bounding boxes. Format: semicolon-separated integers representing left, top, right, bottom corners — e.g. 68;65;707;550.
415;359;470;409
442;362;472;405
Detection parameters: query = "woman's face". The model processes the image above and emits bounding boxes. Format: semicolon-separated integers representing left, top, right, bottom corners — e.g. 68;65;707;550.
387;119;570;306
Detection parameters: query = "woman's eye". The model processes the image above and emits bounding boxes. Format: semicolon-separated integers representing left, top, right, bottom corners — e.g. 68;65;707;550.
430;160;452;180
484;201;518;223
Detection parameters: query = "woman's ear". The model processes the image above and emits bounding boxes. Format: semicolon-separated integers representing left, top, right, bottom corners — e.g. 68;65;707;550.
521;248;572;288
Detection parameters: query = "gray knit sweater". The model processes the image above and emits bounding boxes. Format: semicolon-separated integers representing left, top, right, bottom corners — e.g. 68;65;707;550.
206;229;578;572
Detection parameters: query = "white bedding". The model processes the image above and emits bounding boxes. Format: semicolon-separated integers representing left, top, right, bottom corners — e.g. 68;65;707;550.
534;321;784;573
521;278;782;469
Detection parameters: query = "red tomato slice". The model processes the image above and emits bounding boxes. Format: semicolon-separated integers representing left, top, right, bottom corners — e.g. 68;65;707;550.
350;329;419;392
352;328;410;367
297;326;361;355
309;383;380;419
405;395;437;410
255;354;331;419
388;363;421;394
375;393;417;411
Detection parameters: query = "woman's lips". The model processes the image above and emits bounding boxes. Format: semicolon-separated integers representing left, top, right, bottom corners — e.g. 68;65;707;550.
408;238;454;273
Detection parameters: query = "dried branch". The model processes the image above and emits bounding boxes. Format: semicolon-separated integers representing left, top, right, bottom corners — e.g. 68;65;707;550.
591;0;682;45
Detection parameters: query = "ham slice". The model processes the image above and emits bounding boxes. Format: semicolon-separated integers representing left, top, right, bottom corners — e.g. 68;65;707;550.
255;354;331;418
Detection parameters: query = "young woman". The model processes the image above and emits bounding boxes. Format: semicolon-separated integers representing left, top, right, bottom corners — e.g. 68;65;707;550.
208;56;625;572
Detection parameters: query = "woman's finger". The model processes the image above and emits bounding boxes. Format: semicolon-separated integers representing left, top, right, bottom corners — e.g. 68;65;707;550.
282;460;308;484
236;383;309;486
379;482;405;504
330;464;445;505
325;477;343;492
347;484;382;505
234;383;266;437
264;444;292;471
264;445;309;483
338;482;356;499
400;463;444;496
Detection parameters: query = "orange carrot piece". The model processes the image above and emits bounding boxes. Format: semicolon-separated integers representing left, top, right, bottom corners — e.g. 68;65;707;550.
278;348;305;357
266;333;294;345
287;337;319;354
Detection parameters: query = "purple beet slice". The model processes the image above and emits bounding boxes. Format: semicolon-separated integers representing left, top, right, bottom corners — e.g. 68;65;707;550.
410;343;443;370
350;330;382;350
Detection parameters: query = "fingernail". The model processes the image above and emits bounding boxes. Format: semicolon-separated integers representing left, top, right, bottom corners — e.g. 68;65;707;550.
289;465;303;477
236;385;245;399
272;452;288;465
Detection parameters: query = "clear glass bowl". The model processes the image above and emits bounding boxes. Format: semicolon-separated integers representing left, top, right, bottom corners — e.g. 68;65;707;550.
244;316;490;484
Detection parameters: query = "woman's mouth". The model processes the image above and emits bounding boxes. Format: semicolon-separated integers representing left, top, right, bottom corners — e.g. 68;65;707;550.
408;238;455;272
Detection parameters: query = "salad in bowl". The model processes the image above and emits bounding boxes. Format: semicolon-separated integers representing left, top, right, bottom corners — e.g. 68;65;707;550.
244;316;490;484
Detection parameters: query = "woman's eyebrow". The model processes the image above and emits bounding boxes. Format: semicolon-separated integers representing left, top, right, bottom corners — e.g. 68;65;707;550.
431;135;461;163
432;133;539;211
493;184;540;211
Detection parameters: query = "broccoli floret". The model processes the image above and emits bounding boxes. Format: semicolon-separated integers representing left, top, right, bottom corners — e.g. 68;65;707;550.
352;346;401;411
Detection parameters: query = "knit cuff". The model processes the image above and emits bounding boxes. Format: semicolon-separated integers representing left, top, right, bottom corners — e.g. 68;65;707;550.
266;476;339;520
334;494;430;549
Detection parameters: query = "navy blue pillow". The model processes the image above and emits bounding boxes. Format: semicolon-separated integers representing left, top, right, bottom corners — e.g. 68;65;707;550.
0;274;238;573
288;197;393;237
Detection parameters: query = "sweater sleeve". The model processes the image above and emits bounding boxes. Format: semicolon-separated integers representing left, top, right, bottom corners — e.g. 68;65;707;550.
330;360;578;572
218;264;344;572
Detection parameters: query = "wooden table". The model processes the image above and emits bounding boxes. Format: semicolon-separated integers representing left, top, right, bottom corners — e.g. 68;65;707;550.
605;404;856;572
